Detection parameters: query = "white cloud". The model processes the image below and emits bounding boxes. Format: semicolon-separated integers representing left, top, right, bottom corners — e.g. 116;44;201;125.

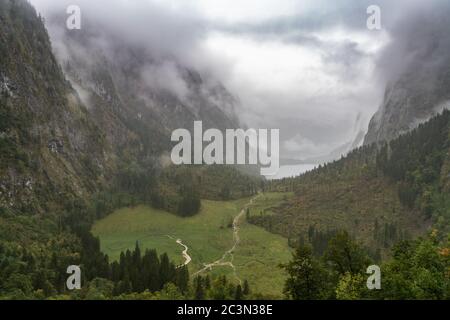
141;61;189;100
30;0;425;160
284;134;329;155
203;29;385;157
193;0;303;23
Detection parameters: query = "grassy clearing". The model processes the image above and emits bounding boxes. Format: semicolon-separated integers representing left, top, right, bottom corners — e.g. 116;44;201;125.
92;196;292;297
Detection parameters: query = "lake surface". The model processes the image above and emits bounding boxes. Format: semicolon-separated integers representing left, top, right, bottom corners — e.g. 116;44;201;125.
265;164;318;180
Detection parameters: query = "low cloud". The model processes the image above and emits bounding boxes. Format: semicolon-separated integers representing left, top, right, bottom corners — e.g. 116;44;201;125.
30;0;450;161
141;62;190;101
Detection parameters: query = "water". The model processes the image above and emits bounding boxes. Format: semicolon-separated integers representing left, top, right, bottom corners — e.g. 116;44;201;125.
265;164;318;180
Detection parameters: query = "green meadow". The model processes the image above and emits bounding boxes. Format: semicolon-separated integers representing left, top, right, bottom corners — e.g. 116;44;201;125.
92;195;292;297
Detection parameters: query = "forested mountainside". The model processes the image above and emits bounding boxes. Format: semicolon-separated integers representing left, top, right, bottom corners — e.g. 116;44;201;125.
0;0;115;213
278;111;450;299
257;111;450;258
0;0;257;300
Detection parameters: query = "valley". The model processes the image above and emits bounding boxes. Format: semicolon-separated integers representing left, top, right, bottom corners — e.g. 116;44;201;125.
1;0;449;302
92;195;293;297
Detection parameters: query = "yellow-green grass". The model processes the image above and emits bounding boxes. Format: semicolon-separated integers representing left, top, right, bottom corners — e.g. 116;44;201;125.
92;197;292;297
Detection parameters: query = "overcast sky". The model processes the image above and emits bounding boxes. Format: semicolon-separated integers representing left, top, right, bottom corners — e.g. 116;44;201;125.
29;0;450;161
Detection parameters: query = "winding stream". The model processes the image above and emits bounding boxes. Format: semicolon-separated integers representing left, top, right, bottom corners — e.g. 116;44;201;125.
167;236;192;267
193;194;260;284
176;239;192;266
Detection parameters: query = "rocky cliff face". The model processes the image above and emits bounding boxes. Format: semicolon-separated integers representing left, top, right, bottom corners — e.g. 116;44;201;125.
0;0;116;212
364;19;450;146
364;64;450;145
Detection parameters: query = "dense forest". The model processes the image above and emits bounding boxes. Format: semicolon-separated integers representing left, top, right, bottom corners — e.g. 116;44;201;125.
283;230;449;300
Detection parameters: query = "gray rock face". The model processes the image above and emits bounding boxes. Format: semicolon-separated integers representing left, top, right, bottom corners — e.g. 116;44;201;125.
364;13;450;146
364;63;450;145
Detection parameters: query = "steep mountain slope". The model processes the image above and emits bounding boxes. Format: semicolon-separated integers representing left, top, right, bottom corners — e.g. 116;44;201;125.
0;1;118;299
364;13;450;146
45;16;240;163
365;64;450;145
0;0;115;213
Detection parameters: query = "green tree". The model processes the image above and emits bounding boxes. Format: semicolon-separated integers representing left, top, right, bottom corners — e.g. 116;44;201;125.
335;273;365;300
159;253;171;288
380;235;450;300
281;245;332;300
242;280;250;296
234;285;243;300
210;276;231;300
194;277;205;300
324;231;370;275
157;283;184;300
176;265;189;294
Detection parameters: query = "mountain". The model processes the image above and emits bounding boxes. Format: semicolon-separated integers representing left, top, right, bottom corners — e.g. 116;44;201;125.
45;12;262;199
364;34;450;145
0;0;116;213
258;111;450;257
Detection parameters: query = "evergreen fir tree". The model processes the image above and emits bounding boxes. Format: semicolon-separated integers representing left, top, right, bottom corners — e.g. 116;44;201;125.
234;285;243;300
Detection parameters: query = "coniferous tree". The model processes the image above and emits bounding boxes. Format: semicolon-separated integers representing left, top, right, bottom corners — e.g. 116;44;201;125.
242;280;250;296
159;253;172;289
176;265;189;294
204;275;211;290
194;277;205;300
324;231;370;275
282;245;332;300
234;285;243;300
